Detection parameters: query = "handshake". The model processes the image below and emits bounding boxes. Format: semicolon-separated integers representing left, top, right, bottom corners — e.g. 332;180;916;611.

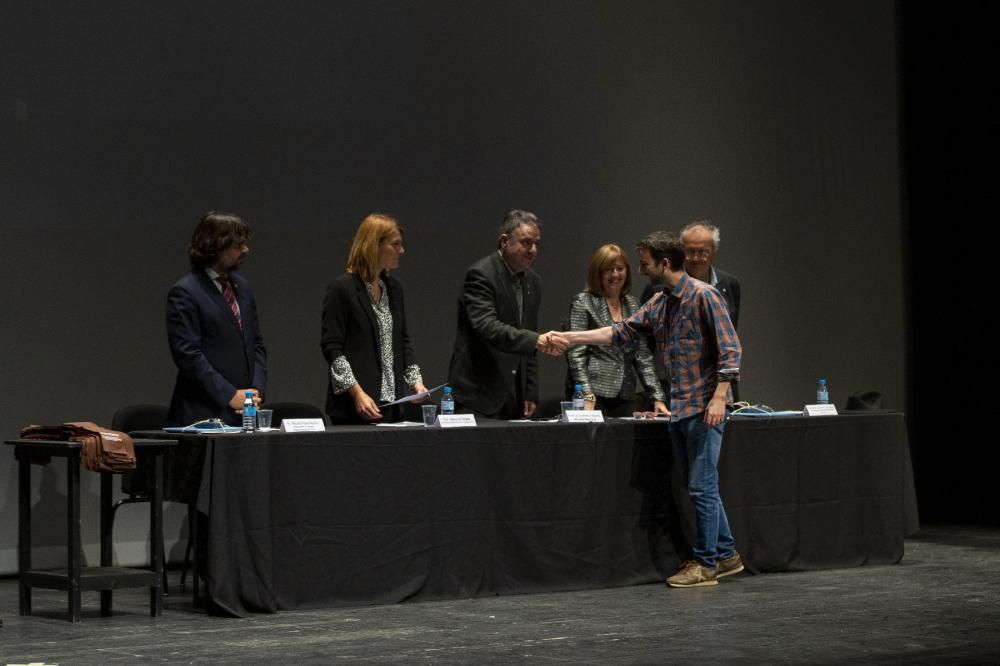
536;330;571;356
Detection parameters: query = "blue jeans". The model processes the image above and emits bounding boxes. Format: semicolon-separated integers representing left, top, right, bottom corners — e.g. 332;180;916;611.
670;413;735;567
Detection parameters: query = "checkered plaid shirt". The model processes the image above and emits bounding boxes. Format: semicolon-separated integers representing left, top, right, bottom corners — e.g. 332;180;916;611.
612;273;741;420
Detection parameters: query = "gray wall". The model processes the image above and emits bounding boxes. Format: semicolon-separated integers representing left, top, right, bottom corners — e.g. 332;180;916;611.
0;1;903;573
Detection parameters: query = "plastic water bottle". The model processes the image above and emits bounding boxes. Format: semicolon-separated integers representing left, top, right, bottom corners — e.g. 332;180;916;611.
572;384;585;411
242;391;257;432
816;379;829;405
441;385;455;415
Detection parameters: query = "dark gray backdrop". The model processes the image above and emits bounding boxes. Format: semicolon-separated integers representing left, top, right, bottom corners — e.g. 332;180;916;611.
0;1;903;573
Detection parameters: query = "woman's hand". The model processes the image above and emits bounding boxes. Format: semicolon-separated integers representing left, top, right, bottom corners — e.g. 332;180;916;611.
349;385;382;421
411;381;429;404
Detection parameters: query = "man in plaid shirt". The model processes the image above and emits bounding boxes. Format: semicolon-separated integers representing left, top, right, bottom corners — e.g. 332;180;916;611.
551;230;743;588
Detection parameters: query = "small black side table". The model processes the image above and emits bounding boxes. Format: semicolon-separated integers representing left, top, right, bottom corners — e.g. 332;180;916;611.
5;438;176;622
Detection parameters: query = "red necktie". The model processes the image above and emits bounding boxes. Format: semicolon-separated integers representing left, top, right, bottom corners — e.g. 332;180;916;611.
216;276;243;330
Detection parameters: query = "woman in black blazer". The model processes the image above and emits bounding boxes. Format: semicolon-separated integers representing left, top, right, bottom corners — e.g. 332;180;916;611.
321;213;427;423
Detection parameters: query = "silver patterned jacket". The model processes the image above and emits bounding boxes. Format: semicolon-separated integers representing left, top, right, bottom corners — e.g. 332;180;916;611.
566;292;667;402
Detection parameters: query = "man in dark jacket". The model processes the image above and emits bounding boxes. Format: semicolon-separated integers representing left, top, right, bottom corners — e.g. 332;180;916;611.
680;222;740;329
448;210;563;419
166;212;267;426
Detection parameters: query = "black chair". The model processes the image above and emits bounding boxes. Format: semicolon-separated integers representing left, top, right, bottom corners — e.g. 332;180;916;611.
260;401;330;426
110;404;170;594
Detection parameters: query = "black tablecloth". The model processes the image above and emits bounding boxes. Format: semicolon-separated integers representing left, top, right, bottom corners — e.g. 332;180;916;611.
721;412;918;571
137;412;917;616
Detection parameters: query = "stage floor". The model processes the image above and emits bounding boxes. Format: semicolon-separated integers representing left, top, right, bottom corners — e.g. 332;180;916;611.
1;525;998;664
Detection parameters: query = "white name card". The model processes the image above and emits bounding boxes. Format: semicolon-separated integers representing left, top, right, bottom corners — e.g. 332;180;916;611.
437;414;477;428
565;410;605;423
280;418;327;432
803;404;839;416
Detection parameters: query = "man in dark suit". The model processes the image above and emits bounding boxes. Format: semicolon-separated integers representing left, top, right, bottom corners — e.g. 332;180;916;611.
680;222;741;329
680;221;741;402
166;212;267;426
448;210;564;419
639;223;743;404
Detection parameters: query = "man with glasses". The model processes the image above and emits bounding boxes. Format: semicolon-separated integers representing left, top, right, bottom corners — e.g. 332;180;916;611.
638;222;741;402
680;222;740;329
681;221;741;402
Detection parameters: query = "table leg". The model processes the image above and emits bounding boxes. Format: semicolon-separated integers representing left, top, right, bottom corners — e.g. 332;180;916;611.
18;458;31;616
100;472;113;616
150;453;164;616
67;456;81;623
189;502;200;607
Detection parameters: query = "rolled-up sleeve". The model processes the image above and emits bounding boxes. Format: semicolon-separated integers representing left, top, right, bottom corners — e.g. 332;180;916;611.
703;290;741;383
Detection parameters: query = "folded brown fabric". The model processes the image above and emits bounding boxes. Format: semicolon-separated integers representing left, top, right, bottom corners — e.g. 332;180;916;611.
19;422;136;473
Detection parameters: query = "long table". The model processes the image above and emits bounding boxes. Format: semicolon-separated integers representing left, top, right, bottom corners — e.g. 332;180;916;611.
140;412;917;617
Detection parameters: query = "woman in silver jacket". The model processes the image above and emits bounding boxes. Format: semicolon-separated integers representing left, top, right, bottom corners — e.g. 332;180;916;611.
566;243;669;417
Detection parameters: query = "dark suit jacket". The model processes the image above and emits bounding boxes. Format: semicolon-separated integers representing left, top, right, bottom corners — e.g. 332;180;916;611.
713;267;741;330
448;252;540;417
320;272;417;423
166;270;267;427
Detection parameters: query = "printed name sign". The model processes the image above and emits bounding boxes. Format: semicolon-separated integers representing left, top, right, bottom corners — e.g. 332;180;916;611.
437;414;478;428
565;410;605;423
280;418;327;432
803;404;838;416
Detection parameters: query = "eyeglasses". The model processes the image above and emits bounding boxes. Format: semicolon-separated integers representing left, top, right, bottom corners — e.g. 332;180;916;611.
684;248;711;259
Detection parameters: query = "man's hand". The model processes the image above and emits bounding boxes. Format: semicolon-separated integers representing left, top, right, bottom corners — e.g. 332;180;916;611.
704;396;727;427
652;400;670;417
524;400;537;418
537;331;568;355
230;388;260;412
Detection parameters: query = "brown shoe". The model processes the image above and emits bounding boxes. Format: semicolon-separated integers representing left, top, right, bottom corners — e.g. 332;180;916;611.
716;551;744;578
667;560;718;588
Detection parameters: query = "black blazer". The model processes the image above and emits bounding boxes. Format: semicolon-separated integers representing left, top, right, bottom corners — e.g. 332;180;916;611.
448;252;540;416
320;272;417;423
166;270;267;427
713;267;741;330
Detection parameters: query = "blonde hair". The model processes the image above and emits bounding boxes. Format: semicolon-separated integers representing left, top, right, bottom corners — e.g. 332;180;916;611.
346;213;402;283
585;243;632;296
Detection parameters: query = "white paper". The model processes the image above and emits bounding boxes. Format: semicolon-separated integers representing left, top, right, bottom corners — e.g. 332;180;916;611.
379;383;447;408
